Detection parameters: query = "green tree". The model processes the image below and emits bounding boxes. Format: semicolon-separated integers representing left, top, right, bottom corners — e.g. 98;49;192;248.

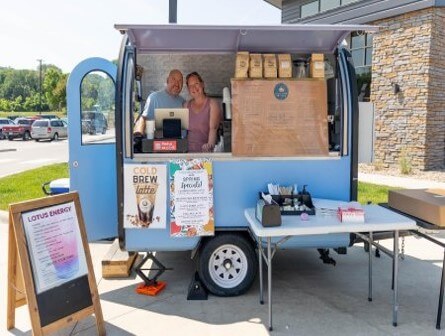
0;98;10;111
23;93;41;111
10;96;23;111
44;68;67;110
0;68;38;101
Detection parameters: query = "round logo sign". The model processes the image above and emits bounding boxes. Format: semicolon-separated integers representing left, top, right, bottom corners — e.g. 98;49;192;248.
274;83;289;100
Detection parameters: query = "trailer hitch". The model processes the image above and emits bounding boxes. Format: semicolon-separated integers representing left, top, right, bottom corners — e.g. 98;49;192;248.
134;252;172;286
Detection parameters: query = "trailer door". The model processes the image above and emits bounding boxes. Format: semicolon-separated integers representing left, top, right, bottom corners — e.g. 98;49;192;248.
67;57;117;241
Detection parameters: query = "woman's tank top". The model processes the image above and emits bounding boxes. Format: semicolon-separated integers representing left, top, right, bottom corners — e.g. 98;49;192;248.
187;98;211;152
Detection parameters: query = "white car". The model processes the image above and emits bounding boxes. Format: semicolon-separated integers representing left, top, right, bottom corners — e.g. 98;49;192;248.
0;118;15;140
31;119;68;141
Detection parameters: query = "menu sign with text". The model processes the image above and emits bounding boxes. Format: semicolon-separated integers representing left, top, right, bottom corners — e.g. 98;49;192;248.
21;201;88;294
170;159;214;237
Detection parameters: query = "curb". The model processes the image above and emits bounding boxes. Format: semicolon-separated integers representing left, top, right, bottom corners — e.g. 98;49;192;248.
0;149;16;153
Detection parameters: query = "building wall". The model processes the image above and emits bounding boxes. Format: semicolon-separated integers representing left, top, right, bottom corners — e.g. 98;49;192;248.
427;8;445;169
281;0;441;24
371;7;445;170
282;0;301;23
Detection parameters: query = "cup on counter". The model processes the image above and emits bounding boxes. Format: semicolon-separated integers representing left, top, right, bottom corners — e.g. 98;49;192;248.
146;120;155;139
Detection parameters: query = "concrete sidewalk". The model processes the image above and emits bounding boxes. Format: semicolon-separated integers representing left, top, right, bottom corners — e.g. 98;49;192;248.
359;172;445;189
2;207;445;336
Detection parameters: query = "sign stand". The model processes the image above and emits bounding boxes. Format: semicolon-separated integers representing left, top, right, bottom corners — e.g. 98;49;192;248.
6;192;105;336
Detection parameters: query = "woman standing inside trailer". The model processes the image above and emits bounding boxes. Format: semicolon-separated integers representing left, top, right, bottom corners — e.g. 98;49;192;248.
185;71;221;153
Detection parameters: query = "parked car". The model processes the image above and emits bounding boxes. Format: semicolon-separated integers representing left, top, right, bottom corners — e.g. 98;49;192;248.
3;118;36;141
0;118;15;140
34;114;60;119
81;111;108;134
31;119;68;141
81;119;93;134
7;115;20;121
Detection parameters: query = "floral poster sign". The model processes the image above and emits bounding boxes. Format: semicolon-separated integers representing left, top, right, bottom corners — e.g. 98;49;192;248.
169;159;214;237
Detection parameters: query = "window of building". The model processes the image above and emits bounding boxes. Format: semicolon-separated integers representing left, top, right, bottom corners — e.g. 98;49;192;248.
300;0;359;18
348;32;373;101
301;1;319;18
320;0;340;12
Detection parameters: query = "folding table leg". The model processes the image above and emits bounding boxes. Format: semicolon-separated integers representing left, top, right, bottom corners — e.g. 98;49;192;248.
267;237;273;331
258;238;264;305
393;230;399;327
368;231;373;302
436;250;445;329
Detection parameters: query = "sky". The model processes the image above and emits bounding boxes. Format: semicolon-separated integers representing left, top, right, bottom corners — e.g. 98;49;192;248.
1;0;281;73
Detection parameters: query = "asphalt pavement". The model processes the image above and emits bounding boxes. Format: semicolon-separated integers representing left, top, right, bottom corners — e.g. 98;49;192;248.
0;139;68;178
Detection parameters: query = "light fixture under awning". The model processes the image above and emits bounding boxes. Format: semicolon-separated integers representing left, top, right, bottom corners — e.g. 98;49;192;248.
114;24;378;54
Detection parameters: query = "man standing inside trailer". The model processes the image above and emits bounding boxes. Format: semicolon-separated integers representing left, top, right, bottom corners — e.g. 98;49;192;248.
142;69;185;120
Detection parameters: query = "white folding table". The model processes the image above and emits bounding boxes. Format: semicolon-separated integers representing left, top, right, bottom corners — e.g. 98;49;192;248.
244;199;417;331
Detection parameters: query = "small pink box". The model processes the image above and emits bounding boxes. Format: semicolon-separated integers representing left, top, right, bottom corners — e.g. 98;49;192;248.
337;207;365;223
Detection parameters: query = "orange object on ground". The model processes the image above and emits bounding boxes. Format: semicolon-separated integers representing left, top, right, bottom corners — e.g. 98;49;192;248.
135;281;166;296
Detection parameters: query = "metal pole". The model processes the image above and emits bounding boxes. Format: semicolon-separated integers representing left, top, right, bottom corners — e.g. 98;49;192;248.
393;230;399;327
258;237;264;304
267;237;273;331
368;231;373;302
169;0;177;23
37;59;43;114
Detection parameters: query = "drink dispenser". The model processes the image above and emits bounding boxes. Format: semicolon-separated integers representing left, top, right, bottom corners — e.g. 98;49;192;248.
222;87;232;152
222;87;232;120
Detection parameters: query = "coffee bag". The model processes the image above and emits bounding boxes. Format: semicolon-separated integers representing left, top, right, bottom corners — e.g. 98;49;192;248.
263;54;277;78
278;54;292;78
235;51;250;78
310;53;325;78
249;54;263;78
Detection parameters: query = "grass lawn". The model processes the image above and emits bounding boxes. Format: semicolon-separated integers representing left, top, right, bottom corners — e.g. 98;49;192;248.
0;111;66;119
358;182;398;205
0;162;395;211
0;163;69;210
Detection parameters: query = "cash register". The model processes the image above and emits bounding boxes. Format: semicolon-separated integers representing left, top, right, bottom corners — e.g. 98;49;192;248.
141;108;188;153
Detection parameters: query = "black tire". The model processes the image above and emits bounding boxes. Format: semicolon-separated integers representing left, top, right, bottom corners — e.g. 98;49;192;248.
8;136;13;141
23;131;31;141
198;233;257;297
35;139;40;142
52;133;59;141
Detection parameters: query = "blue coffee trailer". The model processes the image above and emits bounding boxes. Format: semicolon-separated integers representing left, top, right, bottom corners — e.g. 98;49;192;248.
67;24;377;296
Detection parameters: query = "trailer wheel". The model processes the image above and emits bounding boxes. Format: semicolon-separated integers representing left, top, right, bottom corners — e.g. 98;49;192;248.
198;233;257;297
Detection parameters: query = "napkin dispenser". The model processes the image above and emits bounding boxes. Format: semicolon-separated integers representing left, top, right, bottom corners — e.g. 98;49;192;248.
256;199;281;227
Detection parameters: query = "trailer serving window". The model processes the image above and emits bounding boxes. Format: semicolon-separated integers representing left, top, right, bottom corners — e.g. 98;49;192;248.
115;25;375;160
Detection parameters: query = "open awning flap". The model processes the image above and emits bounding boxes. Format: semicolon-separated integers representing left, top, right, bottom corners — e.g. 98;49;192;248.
114;24;378;54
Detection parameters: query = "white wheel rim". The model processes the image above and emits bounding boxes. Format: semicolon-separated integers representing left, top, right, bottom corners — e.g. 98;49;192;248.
208;244;248;289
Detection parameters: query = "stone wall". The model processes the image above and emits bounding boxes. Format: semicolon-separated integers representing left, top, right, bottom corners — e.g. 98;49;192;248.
427;8;445;170
371;7;445;170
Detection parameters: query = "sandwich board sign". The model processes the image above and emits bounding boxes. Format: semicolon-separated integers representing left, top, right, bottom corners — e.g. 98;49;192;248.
7;192;105;336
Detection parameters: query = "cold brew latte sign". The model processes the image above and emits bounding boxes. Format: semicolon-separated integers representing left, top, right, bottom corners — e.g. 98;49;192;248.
124;164;167;229
22;201;88;294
